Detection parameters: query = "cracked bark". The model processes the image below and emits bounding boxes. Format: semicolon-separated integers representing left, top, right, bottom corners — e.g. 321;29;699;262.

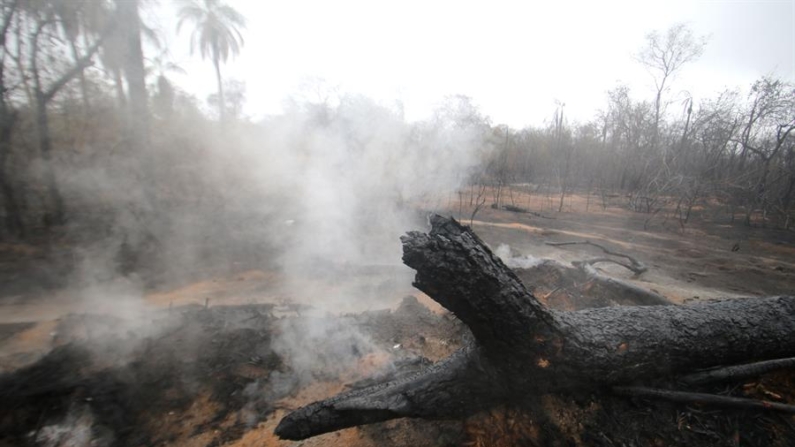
275;215;795;440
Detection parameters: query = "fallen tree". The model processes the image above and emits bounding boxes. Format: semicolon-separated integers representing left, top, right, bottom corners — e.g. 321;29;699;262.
275;215;795;440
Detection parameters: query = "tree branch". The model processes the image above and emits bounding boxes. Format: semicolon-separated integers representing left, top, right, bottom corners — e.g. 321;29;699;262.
0;0;18;47
679;357;795;386
275;344;505;440
546;240;648;274
42;33;105;103
613;386;795;414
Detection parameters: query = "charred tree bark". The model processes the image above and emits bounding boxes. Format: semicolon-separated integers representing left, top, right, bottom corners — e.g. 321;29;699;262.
275;345;504;440
275;215;795;440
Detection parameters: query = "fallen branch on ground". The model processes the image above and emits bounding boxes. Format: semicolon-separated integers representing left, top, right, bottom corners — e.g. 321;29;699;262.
546;240;648;274
679;357;795;386
612;386;795;414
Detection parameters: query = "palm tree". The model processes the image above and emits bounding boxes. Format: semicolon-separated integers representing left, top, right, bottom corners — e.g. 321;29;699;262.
176;0;245;121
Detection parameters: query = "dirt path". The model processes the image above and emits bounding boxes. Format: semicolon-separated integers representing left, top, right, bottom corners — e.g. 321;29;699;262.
458;193;795;301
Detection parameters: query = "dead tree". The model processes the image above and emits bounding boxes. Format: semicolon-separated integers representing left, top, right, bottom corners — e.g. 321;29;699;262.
275;215;795;440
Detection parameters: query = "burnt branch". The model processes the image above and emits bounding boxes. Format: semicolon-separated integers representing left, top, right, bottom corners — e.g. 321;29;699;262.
679;357;795;386
573;257;647;275
613;386;795;414
275;345;504;440
546;240;648;274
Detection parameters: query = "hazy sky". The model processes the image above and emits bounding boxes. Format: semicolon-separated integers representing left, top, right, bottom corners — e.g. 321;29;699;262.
150;0;794;128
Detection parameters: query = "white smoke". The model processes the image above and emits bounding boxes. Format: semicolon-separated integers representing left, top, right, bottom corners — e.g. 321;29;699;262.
241;93;493;310
494;243;544;269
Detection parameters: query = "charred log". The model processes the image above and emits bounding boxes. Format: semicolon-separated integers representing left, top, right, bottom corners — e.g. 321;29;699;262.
275;215;795;440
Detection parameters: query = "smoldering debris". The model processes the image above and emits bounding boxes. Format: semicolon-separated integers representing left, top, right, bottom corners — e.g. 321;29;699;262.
494;243;544;269
4;260;794;447
0;296;465;447
272;314;383;383
32;404;110;447
0;305;284;447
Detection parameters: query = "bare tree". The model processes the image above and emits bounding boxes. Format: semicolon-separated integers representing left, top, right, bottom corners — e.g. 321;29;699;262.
25;6;106;226
733;77;795;225
553;104;571;212
636;23;707;151
0;0;22;235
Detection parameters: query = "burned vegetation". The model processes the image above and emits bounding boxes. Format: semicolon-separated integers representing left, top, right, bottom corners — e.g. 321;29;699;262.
275;216;795;445
0;296;467;446
1;305;285;446
2;215;794;447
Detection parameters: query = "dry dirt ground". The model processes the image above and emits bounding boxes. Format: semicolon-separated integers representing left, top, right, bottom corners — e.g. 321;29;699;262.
1;190;794;446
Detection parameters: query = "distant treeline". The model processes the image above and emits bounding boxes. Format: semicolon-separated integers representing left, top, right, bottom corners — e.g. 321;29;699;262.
476;75;794;230
0;0;792;249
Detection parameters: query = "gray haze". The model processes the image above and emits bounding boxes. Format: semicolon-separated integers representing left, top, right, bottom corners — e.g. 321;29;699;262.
156;0;794;127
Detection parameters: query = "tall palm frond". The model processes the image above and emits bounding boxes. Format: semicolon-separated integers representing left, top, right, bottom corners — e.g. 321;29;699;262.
175;0;245;121
176;0;245;62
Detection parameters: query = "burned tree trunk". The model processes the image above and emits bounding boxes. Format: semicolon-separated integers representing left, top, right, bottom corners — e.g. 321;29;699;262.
275;215;795;440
